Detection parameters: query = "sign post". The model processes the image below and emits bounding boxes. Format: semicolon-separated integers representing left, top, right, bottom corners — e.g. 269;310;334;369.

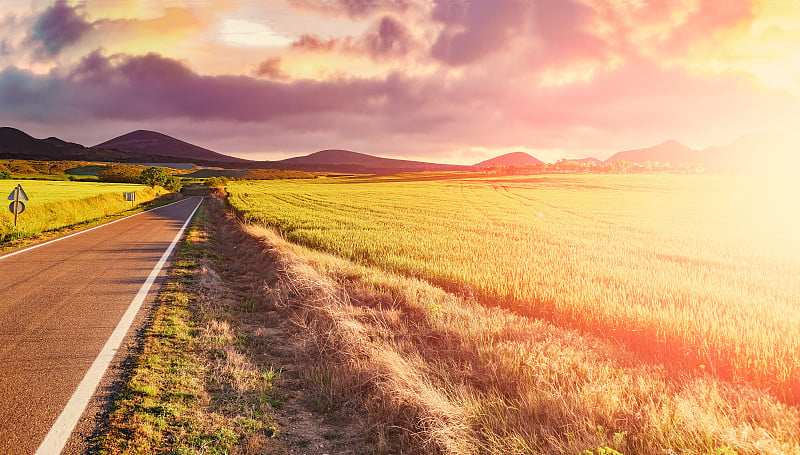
123;192;136;208
7;184;28;227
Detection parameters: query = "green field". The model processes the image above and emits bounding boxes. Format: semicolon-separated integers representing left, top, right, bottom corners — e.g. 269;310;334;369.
0;179;162;242
227;173;800;403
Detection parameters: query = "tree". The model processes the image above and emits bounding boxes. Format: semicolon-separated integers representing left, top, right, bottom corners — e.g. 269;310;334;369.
98;164;142;183
163;175;183;192
138;167;170;187
0;170;11;179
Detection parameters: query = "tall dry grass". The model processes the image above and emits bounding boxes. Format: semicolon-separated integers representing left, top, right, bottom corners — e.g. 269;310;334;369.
237;220;800;455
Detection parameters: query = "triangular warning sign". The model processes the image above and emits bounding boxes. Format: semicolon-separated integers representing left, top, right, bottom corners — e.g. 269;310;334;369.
7;184;28;201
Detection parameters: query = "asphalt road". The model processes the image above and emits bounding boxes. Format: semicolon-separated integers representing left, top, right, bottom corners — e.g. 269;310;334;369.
0;197;203;454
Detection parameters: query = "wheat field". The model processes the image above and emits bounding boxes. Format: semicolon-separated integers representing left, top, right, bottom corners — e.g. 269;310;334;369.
227;173;800;404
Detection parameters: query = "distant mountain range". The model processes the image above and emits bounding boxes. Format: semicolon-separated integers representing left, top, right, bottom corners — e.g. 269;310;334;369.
0;128;472;173
608;134;799;173
0;126;794;174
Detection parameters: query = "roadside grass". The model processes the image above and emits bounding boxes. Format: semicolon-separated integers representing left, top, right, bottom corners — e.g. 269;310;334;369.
240;221;800;454
97;206;284;454
0;181;178;247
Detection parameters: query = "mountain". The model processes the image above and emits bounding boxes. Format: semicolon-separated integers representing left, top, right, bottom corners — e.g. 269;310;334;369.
0;127;100;160
605;140;697;164
0;127;209;164
605;133;800;173
94;132;472;173
277;149;473;173
0;127;56;154
0;127;476;173
95;130;252;164
475;152;543;167
699;132;800;173
13;125;792;175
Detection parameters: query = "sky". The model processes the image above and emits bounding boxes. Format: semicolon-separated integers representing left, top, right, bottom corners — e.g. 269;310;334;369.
0;0;799;163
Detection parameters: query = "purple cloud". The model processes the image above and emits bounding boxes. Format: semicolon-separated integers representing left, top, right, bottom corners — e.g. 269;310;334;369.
431;0;530;65
363;15;414;58
286;0;415;19
30;0;92;56
430;0;604;67
291;34;338;52
292;15;415;60
0;51;396;122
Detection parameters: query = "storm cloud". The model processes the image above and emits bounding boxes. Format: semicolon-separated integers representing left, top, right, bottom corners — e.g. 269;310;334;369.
0;51;397;122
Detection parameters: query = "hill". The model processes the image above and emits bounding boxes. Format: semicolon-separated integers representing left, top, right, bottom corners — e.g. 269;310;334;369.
0;127;204;164
605;140;697;164
0;127;66;157
276;149;474;173
604;134;799;173
95;130;252;164
700;132;800;173
475;151;543;167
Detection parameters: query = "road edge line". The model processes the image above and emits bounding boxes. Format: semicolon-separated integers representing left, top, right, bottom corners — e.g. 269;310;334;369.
0;198;187;261
34;197;204;455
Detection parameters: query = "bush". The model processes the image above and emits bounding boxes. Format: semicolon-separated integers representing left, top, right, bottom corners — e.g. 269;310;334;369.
204;176;228;188
98;164;143;183
0;171;11;179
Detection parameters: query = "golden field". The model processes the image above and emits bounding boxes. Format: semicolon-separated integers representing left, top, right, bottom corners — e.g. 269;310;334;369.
219;174;800;453
227;174;800;402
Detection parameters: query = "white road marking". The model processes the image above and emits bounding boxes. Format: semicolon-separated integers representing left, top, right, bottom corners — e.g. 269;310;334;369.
0;198;187;261
34;197;203;455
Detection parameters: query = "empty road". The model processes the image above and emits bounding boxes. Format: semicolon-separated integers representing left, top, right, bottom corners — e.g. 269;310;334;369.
0;197;203;454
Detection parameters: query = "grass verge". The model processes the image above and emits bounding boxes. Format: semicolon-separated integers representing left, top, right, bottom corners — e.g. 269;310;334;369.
96;203;284;454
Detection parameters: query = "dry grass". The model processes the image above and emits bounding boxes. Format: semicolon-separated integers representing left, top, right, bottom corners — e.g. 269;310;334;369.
98;206;283;454
239;221;800;455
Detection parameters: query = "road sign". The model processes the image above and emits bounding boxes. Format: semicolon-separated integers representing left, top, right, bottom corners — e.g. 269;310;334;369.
8;201;25;214
8;183;28;226
123;192;136;202
7;184;28;201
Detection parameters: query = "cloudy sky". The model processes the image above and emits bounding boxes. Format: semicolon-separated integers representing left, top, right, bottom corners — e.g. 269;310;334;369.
0;0;798;163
